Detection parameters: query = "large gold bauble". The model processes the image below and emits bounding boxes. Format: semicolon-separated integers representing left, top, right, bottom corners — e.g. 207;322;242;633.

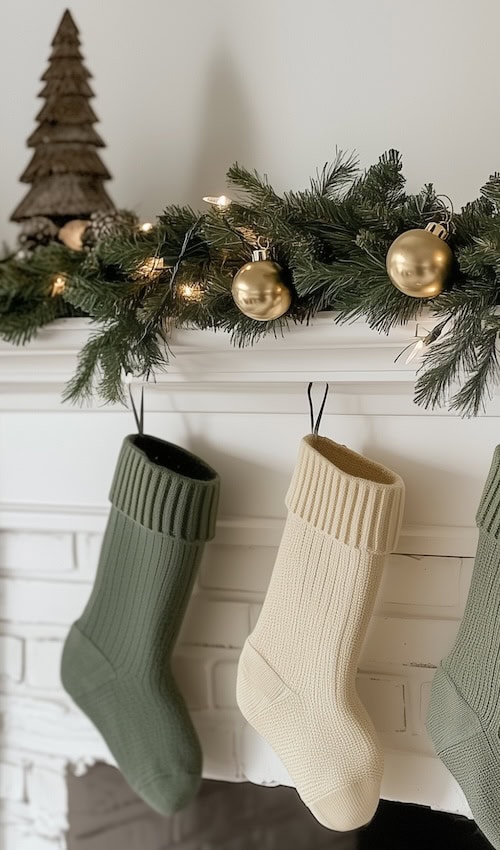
58;219;90;251
386;223;453;298
232;251;291;321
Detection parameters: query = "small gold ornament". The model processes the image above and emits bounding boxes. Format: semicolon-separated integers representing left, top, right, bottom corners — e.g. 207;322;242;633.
135;256;165;280
232;242;291;321
49;272;67;297
58;219;90;251
386;222;453;299
139;222;154;232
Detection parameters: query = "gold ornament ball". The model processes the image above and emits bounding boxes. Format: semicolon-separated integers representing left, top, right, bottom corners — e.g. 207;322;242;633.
386;225;453;299
58;219;90;251
232;258;291;321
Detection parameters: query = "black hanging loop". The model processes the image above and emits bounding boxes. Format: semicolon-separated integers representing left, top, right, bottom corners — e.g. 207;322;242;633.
128;381;144;435
307;382;329;436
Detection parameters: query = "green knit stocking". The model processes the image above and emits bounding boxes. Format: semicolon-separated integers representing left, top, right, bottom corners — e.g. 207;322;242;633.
61;434;219;815
427;445;500;848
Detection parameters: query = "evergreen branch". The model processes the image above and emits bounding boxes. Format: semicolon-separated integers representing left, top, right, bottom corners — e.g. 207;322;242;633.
63;312;167;404
481;173;500;211
449;323;500;416
414;302;493;409
348;149;406;208
3;150;500;415
0;298;63;344
226;163;283;210
308;150;359;198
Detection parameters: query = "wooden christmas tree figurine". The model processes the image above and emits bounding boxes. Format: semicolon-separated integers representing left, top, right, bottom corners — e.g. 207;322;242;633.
11;9;114;231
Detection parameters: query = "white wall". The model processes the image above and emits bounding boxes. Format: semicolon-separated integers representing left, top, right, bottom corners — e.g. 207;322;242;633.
1;0;499;245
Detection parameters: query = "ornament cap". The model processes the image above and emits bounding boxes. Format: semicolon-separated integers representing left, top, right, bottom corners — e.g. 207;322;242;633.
425;221;449;241
251;247;270;262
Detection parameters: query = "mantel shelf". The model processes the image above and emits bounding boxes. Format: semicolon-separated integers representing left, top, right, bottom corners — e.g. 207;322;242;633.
0;313;494;416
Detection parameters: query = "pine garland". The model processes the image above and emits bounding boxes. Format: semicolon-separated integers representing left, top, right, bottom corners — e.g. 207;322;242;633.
2;149;500;416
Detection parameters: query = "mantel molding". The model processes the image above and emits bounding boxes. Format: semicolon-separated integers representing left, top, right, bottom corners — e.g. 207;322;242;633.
0;313;496;416
0;313;434;380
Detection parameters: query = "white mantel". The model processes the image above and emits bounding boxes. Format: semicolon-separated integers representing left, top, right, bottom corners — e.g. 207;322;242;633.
0;314;495;848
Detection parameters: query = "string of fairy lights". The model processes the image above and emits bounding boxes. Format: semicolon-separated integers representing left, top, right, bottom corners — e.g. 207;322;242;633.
46;190;455;366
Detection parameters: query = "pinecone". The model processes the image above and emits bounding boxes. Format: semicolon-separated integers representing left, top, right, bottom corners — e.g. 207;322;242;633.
82;209;138;248
18;216;59;252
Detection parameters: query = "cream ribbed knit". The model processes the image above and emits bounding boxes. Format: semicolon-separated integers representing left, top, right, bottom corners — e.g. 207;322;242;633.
236;435;405;831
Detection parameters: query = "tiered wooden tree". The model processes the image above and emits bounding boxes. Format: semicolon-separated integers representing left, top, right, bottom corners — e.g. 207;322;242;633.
11;9;114;230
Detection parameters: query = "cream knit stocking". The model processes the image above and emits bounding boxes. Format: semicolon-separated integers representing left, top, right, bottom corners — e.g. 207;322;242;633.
237;435;405;831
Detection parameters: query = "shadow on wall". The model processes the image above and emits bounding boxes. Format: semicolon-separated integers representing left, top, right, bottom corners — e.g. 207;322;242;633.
189;40;256;200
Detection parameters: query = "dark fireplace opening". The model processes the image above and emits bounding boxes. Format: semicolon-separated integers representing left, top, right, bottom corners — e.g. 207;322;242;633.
66;763;492;850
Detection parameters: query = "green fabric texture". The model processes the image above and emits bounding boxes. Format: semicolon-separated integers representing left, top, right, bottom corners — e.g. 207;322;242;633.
61;434;220;815
427;445;500;849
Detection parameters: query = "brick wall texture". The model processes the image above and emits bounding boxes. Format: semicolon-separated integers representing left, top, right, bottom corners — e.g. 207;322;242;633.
0;507;477;846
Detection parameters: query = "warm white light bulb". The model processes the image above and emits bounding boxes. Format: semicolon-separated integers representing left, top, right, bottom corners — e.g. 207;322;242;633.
405;338;425;364
50;273;67;297
136;257;165;279
139;222;154;233
202;195;232;208
178;281;203;302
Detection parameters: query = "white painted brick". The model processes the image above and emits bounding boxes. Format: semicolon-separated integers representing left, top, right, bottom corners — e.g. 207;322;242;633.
171;653;211;709
459;557;474;607
75;532;103;578
420;681;433;728
238;723;291;787
0;530;75;574
2;825;62;850
382;750;472;816
249;604;262;631
357;674;406;733
0;760;24;802
380;555;463;608
213;661;238;709
361;616;459;669
0;578;91;625
26;765;68;814
194;718;240;781
200;545;276;593
395;671;436;745
25;640;63;689
180;598;250;649
0;635;23;682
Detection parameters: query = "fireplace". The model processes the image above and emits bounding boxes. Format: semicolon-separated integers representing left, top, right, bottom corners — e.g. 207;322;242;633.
65;765;486;850
65;765;334;850
0;313;488;848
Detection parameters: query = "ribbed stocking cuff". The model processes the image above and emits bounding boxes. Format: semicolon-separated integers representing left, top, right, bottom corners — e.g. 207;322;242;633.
285;435;404;554
476;445;500;539
109;435;219;541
